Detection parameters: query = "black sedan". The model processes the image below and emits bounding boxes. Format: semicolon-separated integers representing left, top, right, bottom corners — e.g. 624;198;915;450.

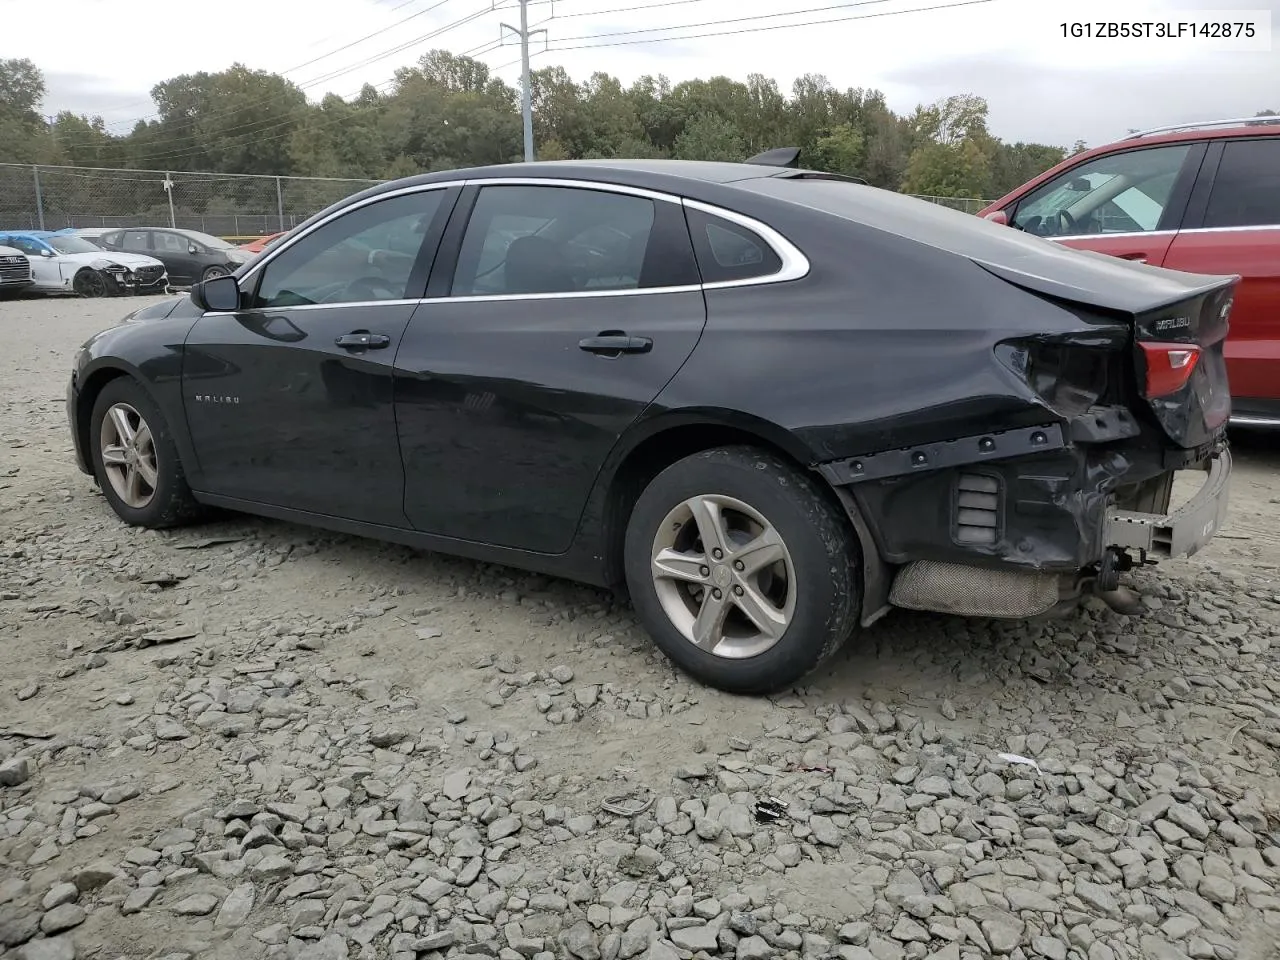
89;227;251;285
65;155;1235;694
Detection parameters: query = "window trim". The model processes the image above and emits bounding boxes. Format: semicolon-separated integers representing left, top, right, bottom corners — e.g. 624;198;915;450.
231;176;810;308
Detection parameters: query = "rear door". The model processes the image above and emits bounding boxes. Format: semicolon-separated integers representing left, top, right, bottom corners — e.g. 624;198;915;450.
1007;141;1206;266
1161;137;1280;412
394;180;707;554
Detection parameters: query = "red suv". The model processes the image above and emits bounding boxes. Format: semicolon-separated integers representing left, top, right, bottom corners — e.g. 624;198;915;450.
979;118;1280;428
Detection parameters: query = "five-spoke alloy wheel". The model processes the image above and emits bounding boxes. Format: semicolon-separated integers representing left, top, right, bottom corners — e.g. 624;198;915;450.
625;445;862;695
650;494;796;659
89;377;203;528
98;401;158;509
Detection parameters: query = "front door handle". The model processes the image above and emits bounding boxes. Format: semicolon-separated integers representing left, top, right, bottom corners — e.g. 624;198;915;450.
1119;253;1148;264
335;332;390;350
578;332;653;356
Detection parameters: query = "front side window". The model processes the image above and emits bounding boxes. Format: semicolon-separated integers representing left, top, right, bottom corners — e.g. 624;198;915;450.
451;185;656;296
1203;139;1280;228
252;190;445;308
1011;144;1191;237
4;237;44;256
154;232;188;254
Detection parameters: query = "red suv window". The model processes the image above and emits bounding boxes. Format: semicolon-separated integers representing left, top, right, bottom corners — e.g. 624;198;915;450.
1202;139;1280;228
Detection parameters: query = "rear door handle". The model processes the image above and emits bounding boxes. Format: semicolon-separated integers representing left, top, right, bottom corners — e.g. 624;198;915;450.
1119;253;1148;263
335;332;390;350
578;333;653;355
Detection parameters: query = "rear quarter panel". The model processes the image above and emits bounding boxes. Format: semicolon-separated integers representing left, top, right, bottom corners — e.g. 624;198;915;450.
653;204;1113;463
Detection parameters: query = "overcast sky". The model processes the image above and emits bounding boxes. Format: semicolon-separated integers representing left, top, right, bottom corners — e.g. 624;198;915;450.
4;0;1277;149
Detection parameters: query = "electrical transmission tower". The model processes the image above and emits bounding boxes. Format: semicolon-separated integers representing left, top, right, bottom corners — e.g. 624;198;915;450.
501;0;546;162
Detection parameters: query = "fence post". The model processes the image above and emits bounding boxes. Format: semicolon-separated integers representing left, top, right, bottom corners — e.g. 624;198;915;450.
32;166;46;231
276;177;285;232
164;172;177;228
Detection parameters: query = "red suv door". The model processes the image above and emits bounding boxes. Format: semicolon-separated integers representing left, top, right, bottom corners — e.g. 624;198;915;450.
1001;141;1207;268
1161;137;1280;422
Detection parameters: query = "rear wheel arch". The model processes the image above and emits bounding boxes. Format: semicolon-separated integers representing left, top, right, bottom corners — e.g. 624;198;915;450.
599;416;887;618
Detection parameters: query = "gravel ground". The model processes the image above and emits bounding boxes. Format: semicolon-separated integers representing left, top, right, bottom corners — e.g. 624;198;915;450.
2;295;1280;960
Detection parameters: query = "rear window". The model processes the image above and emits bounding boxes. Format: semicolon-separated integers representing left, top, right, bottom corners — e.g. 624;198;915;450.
685;207;781;284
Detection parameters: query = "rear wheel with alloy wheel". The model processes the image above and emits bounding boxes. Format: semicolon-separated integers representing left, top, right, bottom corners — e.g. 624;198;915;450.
623;445;861;695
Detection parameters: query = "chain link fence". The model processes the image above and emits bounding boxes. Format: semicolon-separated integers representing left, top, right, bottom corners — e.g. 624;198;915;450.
0;163;994;240
0;164;383;240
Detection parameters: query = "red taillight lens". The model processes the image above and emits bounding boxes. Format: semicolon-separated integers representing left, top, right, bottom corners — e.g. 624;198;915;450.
1140;341;1201;398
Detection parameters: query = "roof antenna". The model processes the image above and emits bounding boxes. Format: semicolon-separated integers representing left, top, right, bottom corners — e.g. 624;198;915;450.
745;147;801;168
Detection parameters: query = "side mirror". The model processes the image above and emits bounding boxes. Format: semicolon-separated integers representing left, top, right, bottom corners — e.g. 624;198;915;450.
188;244;200;255
982;210;1009;226
41;248;55;257
1067;177;1091;192
191;274;241;312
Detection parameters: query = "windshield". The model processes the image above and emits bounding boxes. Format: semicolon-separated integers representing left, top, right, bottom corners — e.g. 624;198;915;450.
48;235;104;255
184;230;233;250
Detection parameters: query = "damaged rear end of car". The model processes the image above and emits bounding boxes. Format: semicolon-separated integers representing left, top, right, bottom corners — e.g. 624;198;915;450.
730;177;1236;622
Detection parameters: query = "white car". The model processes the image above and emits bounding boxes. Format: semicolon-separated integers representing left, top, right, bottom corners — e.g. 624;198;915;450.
0;244;34;296
0;231;169;297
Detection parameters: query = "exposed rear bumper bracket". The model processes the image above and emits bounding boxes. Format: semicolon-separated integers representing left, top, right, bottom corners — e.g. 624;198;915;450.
818;423;1067;486
1105;450;1232;559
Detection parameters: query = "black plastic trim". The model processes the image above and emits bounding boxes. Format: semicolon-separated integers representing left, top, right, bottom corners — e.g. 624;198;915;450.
818;423;1068;486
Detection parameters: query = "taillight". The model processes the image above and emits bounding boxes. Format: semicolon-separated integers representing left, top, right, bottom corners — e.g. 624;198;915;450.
1140;342;1200;398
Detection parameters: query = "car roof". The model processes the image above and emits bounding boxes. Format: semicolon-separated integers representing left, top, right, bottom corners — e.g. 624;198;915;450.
0;230;53;240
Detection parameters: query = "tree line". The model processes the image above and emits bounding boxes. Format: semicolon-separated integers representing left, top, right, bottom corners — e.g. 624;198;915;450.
2;54;1273;201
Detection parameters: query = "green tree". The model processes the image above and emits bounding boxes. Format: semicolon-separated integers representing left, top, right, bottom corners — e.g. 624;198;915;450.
902;139;992;198
0;58;54;163
672;114;746;162
809;122;864;176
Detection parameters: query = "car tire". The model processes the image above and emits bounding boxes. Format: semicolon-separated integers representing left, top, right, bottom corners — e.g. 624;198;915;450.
73;268;108;298
89;377;204;529
202;266;229;281
623;445;861;695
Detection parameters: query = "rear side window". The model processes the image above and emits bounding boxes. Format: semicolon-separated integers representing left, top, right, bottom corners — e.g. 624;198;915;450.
122;231;149;252
685;208;781;284
1203;139;1280;228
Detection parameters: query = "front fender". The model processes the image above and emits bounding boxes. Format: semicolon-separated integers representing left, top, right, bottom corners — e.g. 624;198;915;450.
71;302;204;487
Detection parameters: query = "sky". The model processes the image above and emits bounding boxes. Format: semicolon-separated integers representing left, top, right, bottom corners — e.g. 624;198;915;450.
3;0;1277;150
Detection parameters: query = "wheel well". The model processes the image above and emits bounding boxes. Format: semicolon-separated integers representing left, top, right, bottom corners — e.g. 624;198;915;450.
600;423;879;597
76;367;129;462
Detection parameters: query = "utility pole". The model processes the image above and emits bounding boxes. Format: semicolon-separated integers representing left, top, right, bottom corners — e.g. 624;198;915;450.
502;0;546;162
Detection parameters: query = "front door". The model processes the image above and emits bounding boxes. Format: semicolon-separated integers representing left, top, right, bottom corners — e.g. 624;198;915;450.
395;182;707;554
181;186;456;526
1007;141;1205;267
1162;137;1280;408
152;231;204;284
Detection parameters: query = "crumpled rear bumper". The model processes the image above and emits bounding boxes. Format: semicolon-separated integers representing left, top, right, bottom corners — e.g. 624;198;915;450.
1105;449;1231;559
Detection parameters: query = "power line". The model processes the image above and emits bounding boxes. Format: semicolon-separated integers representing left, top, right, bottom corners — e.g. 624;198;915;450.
67;3;499;159
93;0;495;138
501;0;995;57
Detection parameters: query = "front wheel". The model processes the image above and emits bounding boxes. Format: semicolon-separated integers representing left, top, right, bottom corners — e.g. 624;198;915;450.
89;377;204;528
623;445;861;695
73;269;109;298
